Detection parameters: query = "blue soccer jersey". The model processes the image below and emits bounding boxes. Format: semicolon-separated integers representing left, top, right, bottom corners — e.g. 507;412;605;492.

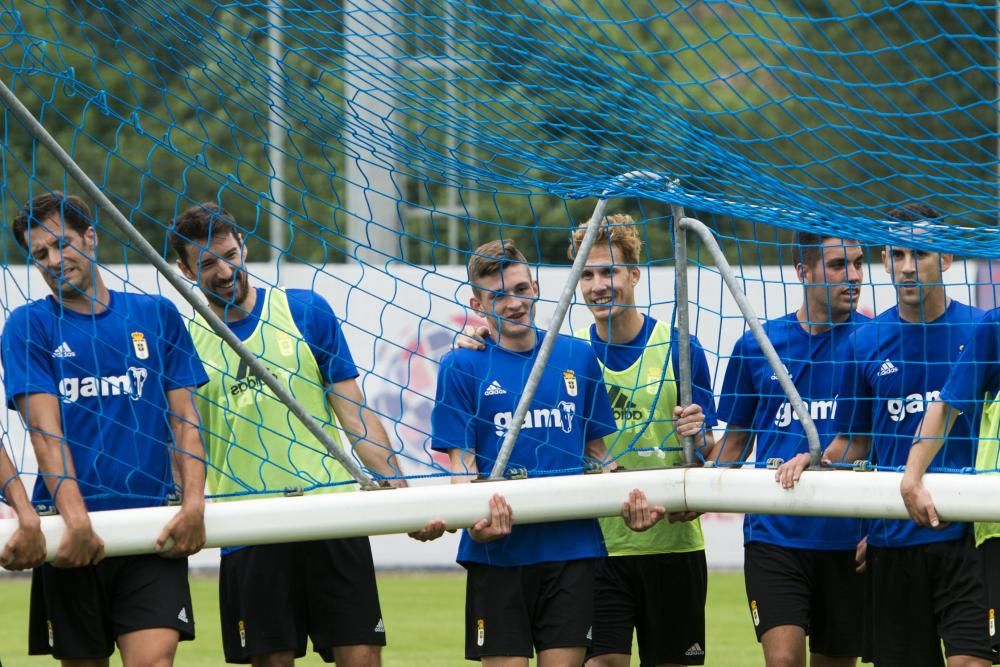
1;291;208;511
431;331;618;567
940;307;1000;421
718;311;869;550
836;301;983;547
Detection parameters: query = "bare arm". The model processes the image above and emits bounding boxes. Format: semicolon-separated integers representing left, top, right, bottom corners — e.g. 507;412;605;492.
408;448;478;541
15;393;103;567
901;401;959;528
157;387;207;557
0;446;44;570
327;377;406;486
710;427;752;465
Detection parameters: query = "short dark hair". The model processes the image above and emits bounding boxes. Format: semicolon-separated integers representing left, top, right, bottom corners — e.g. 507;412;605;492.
795;231;841;269
169;202;242;267
12;191;93;251
885;202;942;223
467;239;528;297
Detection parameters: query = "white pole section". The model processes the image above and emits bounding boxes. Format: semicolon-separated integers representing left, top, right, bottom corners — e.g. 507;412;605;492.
266;0;286;261
4;468;1000;563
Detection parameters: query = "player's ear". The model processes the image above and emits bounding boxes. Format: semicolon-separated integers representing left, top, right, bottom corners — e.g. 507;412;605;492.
881;247;891;273
939;253;954;272
84;226;97;252
795;261;807;284
469;288;484;314
176;247;196;280
237;233;247;262
629;265;640;285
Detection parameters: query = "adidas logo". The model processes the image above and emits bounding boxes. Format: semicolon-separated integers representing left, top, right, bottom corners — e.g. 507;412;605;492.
685;642;704;656
374;618;385;633
878;359;899;377
52;342;76;358
177;607;189;624
484;380;507;396
586;626;592;641
608;386;643;421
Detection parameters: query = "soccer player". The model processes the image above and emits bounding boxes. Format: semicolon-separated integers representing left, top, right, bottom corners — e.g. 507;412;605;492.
2;191;208;665
568;215;716;667
714;232;867;667
900;314;1000;663
0;445;46;571
170;202;404;667
777;203;992;667
430;239;618;666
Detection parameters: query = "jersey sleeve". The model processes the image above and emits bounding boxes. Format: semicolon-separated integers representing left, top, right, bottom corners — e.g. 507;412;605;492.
940;314;1000;416
1;306;58;409
672;333;718;427
158;298;209;390
717;334;756;427
582;347;617;441
833;335;872;438
287;290;359;384
430;353;477;452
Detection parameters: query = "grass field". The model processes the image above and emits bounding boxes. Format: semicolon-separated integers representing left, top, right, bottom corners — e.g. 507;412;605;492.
0;570;759;666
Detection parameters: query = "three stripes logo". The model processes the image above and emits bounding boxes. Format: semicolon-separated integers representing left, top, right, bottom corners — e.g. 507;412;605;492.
608;385;643;422
877;358;899;377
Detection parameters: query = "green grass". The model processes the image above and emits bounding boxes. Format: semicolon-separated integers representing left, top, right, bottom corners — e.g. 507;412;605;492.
0;570;759;666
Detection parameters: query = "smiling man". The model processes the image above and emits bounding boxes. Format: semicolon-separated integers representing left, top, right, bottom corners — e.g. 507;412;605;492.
430;239;619;667
567;215;716;667
170;202;405;667
2;192;208;666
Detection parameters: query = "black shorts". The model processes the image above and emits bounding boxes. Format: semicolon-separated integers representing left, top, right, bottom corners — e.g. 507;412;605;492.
744;542;863;658
867;539;993;666
982;538;1000;662
589;551;707;666
219;537;385;664
464;559;595;660
28;554;194;660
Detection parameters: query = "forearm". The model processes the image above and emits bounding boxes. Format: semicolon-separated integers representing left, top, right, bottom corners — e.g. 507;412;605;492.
351;408;403;478
905;402;957;481
0;452;38;527
712;429;751;464
172;423;206;510
29;431;89;523
822;434;871;465
449;448;477;484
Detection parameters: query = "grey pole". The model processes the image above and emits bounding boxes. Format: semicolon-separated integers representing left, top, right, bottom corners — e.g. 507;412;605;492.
679;216;822;465
670;202;696;464
266;0;287;262
0;76;378;488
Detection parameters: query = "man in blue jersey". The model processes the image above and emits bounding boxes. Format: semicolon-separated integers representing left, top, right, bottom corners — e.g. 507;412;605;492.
714;232;867;667
0;446;45;570
450;216;716;666
2;192;208;666
777;204;993;667
901;304;1000;663
430;239;619;666
170;202;405;666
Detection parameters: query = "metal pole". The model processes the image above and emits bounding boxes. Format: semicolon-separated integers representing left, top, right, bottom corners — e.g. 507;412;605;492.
670;202;696;464
679;216;822;465
0;76;377;488
266;0;286;261
488;198;609;479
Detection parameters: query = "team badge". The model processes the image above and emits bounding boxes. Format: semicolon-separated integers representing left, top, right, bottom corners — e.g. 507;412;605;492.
239;620;247;647
990;608;995;637
131;332;149;360
278;336;294;357
477;618;485;646
750;600;760;627
47;619;54;647
563;370;578;397
645;369;662;394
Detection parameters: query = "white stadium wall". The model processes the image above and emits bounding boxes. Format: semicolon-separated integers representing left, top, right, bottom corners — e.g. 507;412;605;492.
0;257;987;570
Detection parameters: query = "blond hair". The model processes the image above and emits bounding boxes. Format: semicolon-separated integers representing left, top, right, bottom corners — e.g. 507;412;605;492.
568;213;643;265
